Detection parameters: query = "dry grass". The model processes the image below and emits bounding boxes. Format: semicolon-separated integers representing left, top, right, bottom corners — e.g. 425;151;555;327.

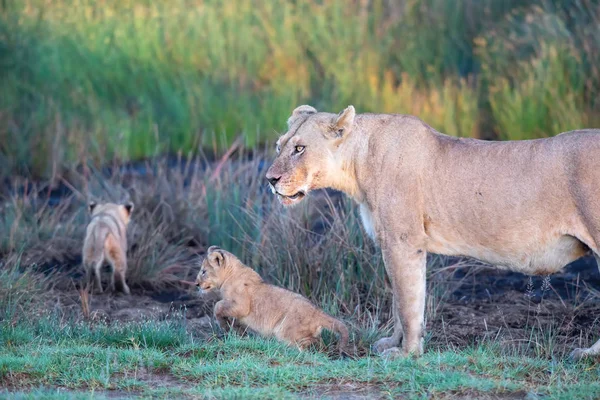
2;153;600;363
2;0;600;179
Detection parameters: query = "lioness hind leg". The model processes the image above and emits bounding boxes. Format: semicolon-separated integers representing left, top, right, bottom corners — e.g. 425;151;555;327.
570;254;600;360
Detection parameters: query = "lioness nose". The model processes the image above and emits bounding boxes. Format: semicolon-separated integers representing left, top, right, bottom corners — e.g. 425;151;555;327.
266;175;280;186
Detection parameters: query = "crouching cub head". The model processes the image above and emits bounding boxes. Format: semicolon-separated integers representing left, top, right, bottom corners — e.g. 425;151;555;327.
196;246;242;293
265;105;356;206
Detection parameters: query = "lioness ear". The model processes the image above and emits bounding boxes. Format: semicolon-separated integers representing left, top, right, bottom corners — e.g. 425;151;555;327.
124;202;134;215
208;247;225;268
88;201;97;214
331;105;355;139
287;105;317;128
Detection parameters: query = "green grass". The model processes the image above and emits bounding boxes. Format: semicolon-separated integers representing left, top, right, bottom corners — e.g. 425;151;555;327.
1;316;599;399
1;0;599;179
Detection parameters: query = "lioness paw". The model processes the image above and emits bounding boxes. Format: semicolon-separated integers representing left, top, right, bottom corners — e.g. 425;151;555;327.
380;347;403;359
372;336;400;355
570;348;590;361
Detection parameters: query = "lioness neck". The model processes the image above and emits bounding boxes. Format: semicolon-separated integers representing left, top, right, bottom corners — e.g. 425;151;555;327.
325;114;440;205
326;127;370;202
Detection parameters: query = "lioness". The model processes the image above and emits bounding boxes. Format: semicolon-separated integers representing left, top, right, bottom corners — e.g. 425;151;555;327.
265;104;600;360
196;246;350;353
83;201;133;295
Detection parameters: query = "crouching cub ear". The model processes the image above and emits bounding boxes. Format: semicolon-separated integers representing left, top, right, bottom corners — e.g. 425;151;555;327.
207;246;225;268
88;201;97;214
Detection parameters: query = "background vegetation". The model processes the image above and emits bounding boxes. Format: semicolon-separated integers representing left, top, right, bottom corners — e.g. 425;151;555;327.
2;0;599;179
2;1;600;397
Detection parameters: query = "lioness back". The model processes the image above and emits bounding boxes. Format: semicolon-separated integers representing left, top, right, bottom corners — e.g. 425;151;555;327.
419;128;600;274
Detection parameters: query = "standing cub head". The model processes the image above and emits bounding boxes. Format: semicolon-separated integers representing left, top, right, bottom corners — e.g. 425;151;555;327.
88;201;134;224
265;105;356;206
196;246;240;293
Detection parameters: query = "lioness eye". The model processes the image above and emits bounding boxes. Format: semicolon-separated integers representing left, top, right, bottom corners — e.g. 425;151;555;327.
295;145;305;154
276;144;281;154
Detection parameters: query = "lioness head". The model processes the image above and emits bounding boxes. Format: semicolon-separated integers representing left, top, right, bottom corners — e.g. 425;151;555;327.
265;105;356;206
196;246;238;293
88;201;134;224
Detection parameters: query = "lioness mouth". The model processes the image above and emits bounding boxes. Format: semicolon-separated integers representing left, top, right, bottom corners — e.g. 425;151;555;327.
275;190;306;204
285;192;304;200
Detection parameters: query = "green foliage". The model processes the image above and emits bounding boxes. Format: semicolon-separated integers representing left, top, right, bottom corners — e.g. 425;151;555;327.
2;0;598;178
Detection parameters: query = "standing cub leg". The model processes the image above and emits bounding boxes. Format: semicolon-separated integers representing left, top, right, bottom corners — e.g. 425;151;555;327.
83;247;104;294
93;260;104;293
105;235;130;295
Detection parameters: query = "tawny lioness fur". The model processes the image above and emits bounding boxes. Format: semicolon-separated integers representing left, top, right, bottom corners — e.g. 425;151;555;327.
196;246;349;353
83;201;133;295
265;104;600;360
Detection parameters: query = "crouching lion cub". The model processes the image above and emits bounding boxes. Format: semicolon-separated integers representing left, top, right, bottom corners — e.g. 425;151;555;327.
83;201;133;294
196;246;350;354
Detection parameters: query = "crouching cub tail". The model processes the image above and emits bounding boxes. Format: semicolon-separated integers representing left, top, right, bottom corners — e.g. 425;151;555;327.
324;316;350;356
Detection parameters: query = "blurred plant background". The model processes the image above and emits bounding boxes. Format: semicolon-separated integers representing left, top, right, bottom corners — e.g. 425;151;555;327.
2;4;600;395
1;0;599;180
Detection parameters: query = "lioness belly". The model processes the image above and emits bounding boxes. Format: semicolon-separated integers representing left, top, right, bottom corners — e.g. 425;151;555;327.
426;230;588;275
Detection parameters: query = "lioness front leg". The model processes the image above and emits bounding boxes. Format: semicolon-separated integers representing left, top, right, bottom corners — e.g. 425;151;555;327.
378;239;427;357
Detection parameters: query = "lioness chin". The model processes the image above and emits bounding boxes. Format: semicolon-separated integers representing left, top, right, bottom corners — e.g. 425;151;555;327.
83;201;133;295
196;246;350;354
266;104;600;360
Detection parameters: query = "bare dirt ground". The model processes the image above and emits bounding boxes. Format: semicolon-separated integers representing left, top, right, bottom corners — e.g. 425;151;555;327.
48;252;600;357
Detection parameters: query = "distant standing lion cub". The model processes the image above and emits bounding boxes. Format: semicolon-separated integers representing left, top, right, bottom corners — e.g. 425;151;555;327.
83;201;134;294
196;246;349;353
